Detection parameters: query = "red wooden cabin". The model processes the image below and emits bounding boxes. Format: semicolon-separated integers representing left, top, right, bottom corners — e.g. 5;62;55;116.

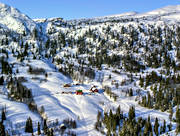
76;90;83;95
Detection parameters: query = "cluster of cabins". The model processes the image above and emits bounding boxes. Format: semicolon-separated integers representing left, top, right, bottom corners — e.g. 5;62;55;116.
63;84;99;95
75;86;99;95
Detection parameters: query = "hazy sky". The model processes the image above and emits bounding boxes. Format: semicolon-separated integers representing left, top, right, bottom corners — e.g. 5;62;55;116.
0;0;180;19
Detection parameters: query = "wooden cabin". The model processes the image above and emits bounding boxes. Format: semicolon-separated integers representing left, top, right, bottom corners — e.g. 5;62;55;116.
76;90;83;95
63;84;71;88
90;87;98;93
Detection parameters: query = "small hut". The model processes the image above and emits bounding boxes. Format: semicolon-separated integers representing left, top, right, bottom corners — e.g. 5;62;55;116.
63;84;71;88
90;86;98;93
76;90;83;95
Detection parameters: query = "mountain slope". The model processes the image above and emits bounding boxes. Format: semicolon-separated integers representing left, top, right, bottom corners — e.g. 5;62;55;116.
144;5;180;15
0;3;37;34
136;5;180;21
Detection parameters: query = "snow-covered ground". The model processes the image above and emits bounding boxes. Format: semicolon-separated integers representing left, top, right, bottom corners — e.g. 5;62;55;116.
0;53;176;135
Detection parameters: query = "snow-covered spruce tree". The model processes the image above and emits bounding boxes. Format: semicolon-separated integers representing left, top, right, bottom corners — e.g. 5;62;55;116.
0;122;5;136
25;117;33;133
37;122;41;135
43;119;48;134
1;108;6;122
169;104;173;121
144;116;152;135
154;117;159;136
162;120;166;133
0;76;4;85
128;106;135;121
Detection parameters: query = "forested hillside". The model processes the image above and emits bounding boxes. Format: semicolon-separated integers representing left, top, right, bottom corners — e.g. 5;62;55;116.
0;3;179;135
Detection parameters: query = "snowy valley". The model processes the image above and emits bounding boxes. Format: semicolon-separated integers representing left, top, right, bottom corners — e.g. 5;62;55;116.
0;3;179;136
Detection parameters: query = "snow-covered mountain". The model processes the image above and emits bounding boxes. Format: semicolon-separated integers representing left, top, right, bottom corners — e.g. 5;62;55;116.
135;5;180;21
143;5;180;16
0;3;180;136
0;3;37;34
63;5;180;25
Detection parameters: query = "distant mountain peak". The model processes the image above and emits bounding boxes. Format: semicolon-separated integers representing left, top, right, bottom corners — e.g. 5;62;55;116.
0;3;37;34
134;5;180;22
144;5;180;15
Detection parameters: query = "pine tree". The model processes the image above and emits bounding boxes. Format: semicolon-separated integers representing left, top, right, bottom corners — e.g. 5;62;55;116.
32;28;38;39
43;119;48;134
24;42;29;56
148;116;152;133
25;117;33;133
0;76;4;85
128;106;135;120
144;116;152;136
176;105;180;133
109;74;111;79
0;122;5;136
147;92;152;108
139;76;144;87
1;108;6;122
38;122;41;135
5;37;8;45
162;120;166;133
144;120;150;136
154;117;159;136
168;122;172;131
29;117;33;133
116;105;121;120
45;39;50;49
160;125;163;134
50;128;54;136
169;105;173;121
129;88;133;96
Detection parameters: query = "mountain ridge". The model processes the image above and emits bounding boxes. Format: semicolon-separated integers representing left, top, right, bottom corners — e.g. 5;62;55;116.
32;5;180;23
1;3;180;32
